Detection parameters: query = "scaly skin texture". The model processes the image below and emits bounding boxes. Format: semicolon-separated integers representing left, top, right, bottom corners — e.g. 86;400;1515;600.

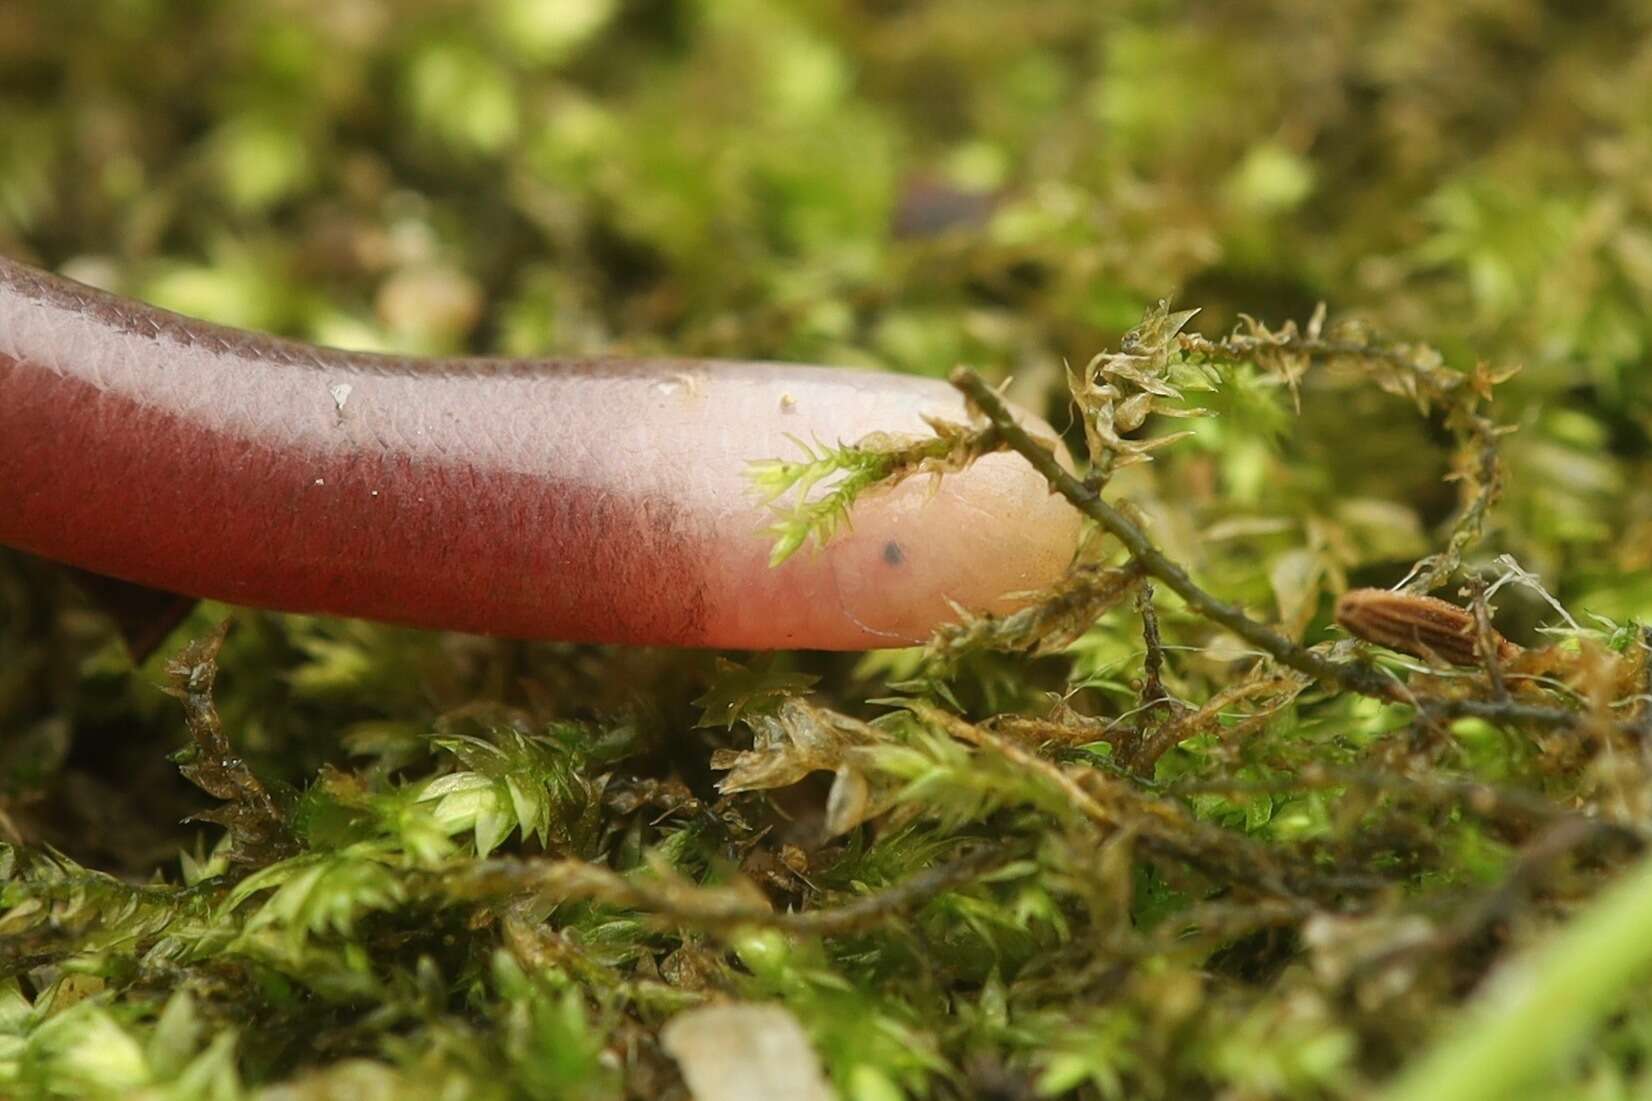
0;255;1081;648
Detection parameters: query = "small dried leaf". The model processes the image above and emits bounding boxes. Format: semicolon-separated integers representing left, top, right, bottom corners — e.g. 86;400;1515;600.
713;700;880;794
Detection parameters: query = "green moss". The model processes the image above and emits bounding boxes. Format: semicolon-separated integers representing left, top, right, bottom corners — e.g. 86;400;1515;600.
8;2;1652;1098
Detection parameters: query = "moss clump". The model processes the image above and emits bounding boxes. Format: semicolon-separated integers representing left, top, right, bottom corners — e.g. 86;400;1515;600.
8;2;1652;1099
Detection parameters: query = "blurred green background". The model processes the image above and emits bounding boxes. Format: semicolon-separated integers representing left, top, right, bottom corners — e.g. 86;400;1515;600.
9;2;1652;1099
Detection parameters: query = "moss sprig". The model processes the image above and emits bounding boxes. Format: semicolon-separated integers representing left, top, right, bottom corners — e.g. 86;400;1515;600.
749;420;1007;566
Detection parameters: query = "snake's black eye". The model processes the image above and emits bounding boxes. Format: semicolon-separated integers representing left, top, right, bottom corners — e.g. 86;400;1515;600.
883;541;905;567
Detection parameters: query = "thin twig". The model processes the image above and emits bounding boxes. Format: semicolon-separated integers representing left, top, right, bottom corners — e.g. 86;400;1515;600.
948;368;1607;738
1130;668;1305;773
1467;578;1510;701
457;846;1012;936
955;370;1394;689
1169;766;1643;845
1178;333;1439;374
1135;582;1173;716
1117;581;1184;770
1180;326;1508;592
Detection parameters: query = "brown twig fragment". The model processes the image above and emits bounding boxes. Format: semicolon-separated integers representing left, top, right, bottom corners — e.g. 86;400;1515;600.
1334;588;1522;669
457;845;1012;936
1467;580;1512;699
1136;582;1174;716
